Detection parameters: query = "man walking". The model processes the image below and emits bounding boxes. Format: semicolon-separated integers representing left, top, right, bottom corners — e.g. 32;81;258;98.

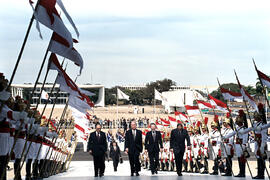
170;123;190;176
88;123;107;177
144;123;163;175
125;121;142;176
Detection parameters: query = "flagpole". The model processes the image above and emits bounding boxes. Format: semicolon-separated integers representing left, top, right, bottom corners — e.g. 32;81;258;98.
38;75;79;173
180;95;201;173
117;88;119;121
29;37;53;102
234;70;270;179
7;0;41;88
16;60;68;176
154;89;156;121
253;59;270;112
204;88;235;176
217;77;253;177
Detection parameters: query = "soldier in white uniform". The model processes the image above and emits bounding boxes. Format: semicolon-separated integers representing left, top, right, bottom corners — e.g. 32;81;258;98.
187;127;194;173
169;150;175;171
25;122;38;180
223;110;249;177
221;118;234;176
242;104;269;179
193;127;202;173
199;124;209;174
209;120;221;175
0;104;20;180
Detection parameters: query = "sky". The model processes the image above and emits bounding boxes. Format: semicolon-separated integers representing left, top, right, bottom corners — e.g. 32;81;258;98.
1;0;270;88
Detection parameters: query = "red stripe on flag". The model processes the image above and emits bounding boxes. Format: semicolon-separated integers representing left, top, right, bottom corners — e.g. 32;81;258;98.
75;124;85;134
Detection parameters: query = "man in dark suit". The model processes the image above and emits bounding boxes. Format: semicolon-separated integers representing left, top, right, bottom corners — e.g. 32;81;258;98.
144;123;163;175
170;123;190;176
125;121;142;176
88;123;108;177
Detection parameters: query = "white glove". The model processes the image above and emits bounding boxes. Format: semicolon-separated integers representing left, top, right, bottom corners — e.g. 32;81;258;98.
0;90;11;101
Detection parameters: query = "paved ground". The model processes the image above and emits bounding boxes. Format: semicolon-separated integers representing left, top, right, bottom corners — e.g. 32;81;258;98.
44;161;255;180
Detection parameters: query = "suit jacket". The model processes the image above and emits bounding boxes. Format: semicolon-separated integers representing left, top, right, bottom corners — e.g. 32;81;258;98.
144;131;163;153
109;145;121;161
170;128;190;154
124;129;143;155
87;131;108;156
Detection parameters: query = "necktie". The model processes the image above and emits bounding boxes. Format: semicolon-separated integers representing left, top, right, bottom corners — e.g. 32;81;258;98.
133;130;136;141
153;131;156;141
97;133;100;141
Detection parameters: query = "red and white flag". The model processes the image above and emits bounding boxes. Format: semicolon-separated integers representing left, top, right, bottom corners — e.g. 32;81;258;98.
174;111;188;121
72;109;89;141
185;105;200;116
30;0;73;46
208;95;228;112
168;116;181;128
196;100;213;109
257;69;270;88
160;118;170;126
49;32;83;74
220;87;242;100
155;121;164;130
235;72;258;112
48;53;94;112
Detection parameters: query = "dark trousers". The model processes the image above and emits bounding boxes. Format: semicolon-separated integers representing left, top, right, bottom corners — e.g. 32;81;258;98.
14;158;22;180
0;155;7;180
26;159;32;178
238;157;246;175
257;158;265;177
93;155;105;176
112;159;119;171
149;151;159;173
32;160;39;177
128;153;140;173
174;151;184;174
225;156;232;174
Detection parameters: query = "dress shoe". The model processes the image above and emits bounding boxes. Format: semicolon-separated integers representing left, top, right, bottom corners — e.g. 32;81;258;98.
99;173;104;177
210;172;218;175
222;173;232;176
253;175;265;179
136;172;140;176
177;173;183;176
130;173;134;176
155;170;158;174
201;170;208;174
235;174;245;177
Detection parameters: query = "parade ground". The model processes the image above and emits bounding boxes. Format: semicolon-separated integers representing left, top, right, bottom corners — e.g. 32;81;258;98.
45;161;254;179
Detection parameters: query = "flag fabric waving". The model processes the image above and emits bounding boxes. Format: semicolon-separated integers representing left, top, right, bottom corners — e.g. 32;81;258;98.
154;89;167;102
175;111;188;121
41;90;49;100
117;88;129;100
220;87;242;100
196;100;213;109
185;105;200;116
235;72;258;112
49;32;83;74
256;69;270;88
30;0;73;46
208;95;228;112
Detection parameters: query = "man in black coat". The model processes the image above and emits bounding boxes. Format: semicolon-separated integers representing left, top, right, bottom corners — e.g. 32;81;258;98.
88;123;108;177
170;123;190;176
125;121;142;176
144;123;163;175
